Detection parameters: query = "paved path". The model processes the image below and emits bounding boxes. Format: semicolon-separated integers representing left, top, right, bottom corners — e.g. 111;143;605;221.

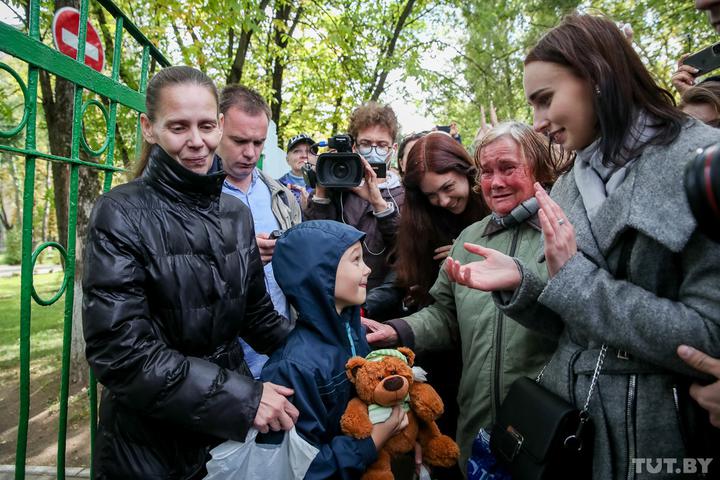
0;465;89;479
0;265;62;278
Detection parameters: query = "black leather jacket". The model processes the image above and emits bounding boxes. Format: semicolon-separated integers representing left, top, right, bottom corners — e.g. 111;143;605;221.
82;146;293;479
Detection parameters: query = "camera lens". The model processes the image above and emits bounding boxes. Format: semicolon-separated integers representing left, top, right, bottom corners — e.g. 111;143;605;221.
685;143;720;242
713;44;720;55
332;161;349;179
316;152;364;188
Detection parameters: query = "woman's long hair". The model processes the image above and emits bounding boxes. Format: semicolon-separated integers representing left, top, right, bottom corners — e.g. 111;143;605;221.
394;133;489;306
525;13;685;166
134;66;218;178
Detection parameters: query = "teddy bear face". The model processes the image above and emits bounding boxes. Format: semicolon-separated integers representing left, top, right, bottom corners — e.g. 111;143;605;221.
352;356;414;407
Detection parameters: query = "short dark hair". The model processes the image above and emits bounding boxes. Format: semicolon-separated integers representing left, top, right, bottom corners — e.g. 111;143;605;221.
348;102;399;144
525;13;684;166
219;84;271;119
680;81;720;125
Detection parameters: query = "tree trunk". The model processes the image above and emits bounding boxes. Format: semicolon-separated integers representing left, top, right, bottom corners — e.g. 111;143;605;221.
368;0;416;102
226;0;271;85
270;3;303;141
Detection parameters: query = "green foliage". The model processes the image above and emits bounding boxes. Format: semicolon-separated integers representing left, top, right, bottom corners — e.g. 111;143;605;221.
3;226;21;265
105;0;448;143
431;0;717;141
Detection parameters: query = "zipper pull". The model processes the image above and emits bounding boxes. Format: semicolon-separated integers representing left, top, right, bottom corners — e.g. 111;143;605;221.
345;322;357;357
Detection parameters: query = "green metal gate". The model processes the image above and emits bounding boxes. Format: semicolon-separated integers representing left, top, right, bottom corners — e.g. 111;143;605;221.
0;1;169;478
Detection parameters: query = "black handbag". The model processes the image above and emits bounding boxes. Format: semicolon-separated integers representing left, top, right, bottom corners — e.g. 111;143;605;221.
490;345;606;480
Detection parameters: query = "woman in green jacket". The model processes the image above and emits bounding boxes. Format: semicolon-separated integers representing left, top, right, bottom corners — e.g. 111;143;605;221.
365;122;566;469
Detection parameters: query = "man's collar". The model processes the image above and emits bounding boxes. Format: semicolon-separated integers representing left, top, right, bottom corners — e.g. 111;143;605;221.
224;168;259;193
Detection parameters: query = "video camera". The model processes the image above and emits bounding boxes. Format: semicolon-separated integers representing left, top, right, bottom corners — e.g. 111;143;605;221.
685;143;720;242
302;134;387;189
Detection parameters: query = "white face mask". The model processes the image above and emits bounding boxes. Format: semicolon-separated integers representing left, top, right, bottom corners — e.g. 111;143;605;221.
363;149;391;166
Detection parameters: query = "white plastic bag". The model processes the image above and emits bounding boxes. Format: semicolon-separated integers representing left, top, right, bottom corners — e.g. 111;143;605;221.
204;427;319;480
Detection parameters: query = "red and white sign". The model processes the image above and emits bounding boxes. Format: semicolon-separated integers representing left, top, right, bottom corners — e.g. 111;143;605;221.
52;7;105;72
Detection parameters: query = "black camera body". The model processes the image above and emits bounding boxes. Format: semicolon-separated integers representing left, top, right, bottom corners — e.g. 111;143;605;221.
302;134;386;189
685;143;720;242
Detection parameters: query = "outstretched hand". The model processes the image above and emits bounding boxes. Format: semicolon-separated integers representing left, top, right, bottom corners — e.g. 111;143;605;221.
444;243;521;292
362;316;398;347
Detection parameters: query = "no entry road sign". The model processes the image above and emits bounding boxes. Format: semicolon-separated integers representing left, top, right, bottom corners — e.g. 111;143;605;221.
52;7;105;72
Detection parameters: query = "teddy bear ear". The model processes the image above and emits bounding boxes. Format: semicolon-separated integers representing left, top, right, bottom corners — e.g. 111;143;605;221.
397;347;415;367
345;356;366;383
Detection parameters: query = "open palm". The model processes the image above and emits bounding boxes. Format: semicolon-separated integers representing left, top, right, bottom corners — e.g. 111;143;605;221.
444;242;521;292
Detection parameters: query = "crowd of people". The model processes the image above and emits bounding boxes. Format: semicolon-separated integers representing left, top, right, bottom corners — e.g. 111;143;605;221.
81;4;720;480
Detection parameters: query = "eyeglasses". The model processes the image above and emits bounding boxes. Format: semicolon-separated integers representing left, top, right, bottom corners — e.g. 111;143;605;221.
357;143;392;156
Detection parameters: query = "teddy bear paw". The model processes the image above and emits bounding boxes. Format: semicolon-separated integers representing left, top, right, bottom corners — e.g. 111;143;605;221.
423;434;460;468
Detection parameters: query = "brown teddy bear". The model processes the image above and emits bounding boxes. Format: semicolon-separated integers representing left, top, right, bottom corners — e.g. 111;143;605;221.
340;347;459;480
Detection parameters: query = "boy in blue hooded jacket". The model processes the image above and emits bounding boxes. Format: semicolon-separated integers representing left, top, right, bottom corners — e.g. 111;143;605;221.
264;220;408;479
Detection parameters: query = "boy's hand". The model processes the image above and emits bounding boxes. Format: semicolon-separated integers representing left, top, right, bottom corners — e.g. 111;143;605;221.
253;382;299;433
370;405;409;449
256;234;277;265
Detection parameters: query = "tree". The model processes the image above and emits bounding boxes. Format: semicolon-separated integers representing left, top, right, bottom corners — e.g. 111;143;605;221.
431;0;716;144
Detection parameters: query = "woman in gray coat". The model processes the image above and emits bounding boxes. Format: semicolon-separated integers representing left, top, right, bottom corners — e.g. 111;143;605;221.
445;14;720;480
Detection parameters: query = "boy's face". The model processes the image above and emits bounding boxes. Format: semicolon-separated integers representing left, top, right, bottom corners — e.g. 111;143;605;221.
334;241;371;313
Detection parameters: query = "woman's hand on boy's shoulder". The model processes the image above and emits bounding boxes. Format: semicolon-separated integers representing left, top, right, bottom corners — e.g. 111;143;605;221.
362;317;398;347
253;382;299;433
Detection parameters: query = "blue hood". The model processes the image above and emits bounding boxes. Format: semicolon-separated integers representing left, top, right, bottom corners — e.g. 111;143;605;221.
272;220;366;349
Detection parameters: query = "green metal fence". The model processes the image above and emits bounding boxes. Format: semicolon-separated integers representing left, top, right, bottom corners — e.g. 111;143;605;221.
0;1;169;478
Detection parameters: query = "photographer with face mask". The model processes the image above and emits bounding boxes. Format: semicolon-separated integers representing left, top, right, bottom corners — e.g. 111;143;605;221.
304;102;405;293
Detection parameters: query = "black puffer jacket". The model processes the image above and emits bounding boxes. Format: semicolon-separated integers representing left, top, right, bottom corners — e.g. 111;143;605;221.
82;146;293;479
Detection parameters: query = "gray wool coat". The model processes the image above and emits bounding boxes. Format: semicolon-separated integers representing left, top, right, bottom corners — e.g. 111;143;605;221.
497;119;720;480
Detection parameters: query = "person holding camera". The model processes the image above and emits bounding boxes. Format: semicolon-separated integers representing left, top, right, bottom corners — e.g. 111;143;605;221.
216;85;302;378
278;133;317;208
304;102;405;292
